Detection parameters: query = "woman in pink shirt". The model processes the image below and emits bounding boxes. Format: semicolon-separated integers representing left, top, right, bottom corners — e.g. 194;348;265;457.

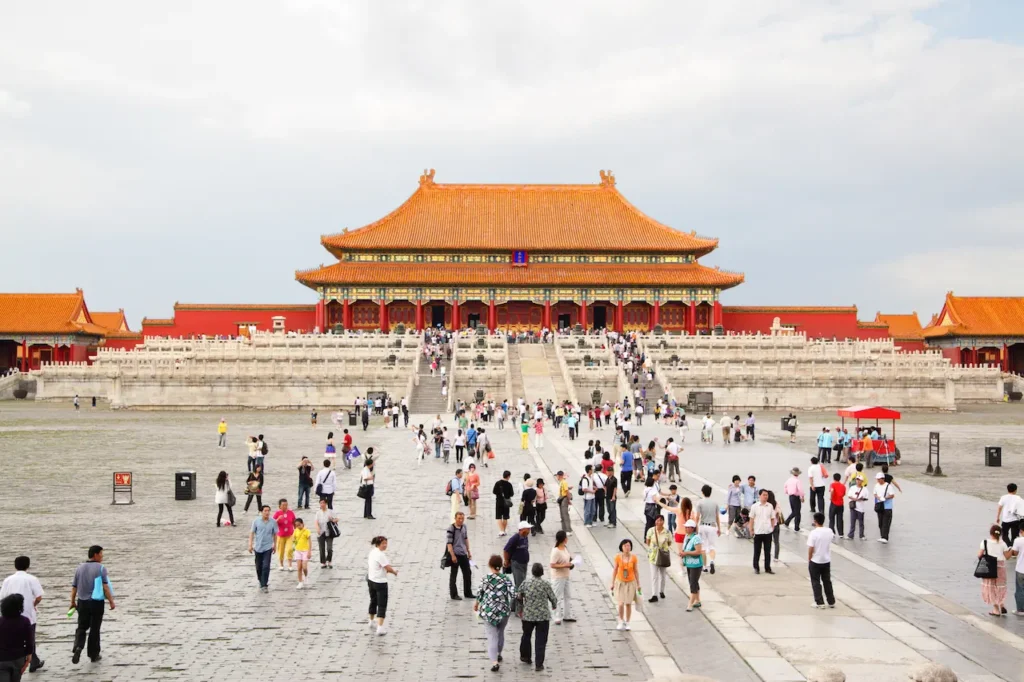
534;418;545;449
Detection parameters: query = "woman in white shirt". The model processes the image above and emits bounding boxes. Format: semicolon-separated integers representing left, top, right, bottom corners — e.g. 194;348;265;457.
643;471;663;536
979;525;1012;616
361;458;376;520
367;536;398;635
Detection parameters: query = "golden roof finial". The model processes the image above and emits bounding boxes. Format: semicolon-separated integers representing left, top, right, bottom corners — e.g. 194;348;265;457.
419;168;436;186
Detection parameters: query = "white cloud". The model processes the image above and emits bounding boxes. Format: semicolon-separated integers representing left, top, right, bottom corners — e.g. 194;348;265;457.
0;89;30;117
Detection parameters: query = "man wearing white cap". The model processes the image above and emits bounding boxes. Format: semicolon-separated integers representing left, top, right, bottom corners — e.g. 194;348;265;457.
503;521;532;588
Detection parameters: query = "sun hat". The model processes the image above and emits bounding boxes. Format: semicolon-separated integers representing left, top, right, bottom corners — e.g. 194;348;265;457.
684;519;697;528
518;521;533;530
790;467;801;475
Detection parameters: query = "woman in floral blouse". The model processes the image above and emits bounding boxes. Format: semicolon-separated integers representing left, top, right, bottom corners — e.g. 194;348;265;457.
474;555;515;672
516;563;558;671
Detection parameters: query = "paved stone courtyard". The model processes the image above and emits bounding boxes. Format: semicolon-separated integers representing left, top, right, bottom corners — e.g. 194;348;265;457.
2;402;1024;681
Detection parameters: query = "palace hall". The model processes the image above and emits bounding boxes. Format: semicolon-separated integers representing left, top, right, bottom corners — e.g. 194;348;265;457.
296;170;745;334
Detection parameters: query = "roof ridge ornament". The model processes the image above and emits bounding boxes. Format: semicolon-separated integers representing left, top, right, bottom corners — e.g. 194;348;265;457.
599;169;615;187
419;168;436;186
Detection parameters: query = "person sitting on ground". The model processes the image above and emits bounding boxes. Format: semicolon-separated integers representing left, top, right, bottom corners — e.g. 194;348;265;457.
729;508;752;539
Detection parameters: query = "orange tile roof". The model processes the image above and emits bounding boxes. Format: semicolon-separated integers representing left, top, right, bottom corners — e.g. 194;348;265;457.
723;306;858;314
874;313;923;340
0;290;106;336
91;310;131;333
296;261;744;289
141;318;175;326
922;293;1024;338
321;170;719;256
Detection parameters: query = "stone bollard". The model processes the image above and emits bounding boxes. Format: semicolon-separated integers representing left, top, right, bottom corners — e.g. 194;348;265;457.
806;666;845;682
908;663;957;682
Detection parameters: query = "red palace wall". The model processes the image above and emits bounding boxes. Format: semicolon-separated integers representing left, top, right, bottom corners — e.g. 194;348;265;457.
102;337;144;351
722;308;889;340
142;306;316;337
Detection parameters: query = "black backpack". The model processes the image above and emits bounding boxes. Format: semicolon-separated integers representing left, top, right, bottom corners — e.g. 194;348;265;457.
260;442;269;456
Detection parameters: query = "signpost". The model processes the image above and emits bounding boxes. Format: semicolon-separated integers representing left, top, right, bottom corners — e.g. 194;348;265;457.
925;432;944;476
112;472;134;505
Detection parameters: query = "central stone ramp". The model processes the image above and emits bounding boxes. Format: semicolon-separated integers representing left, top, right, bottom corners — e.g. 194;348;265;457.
515;344;558;404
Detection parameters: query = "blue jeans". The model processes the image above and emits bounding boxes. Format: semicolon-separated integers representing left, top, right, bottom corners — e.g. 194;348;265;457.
297;482;311;508
254;550;272;587
667;512;677;534
435;442;442;458
606;499;617;527
584;499;596;525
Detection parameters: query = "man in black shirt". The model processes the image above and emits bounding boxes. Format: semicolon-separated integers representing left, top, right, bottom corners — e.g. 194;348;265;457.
493;470;515;537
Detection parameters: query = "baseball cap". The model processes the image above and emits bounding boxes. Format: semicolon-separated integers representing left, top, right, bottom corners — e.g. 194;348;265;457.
875;472;885;479
518;521;533;530
684;519;697;528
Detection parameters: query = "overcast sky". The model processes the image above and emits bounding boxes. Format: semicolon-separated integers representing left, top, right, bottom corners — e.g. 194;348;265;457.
1;1;1022;327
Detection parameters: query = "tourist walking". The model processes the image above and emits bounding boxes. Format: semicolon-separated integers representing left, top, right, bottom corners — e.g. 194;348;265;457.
726;476;743;527
847;477;870;539
243;465;264;513
448;469;465;524
314;498;338;569
517;563;558;671
534;417;545;449
783;467;804;531
246;435;259;472
466;463;481;519
447;512;475;600
978;525;1012;616
273;499;296;571
767;490;784;560
679;520;703;611
475;555;515;672
367;536;397;636
360;458;376;519
645;515;672;602
69;545;115;664
291;518;311;589
1010;531;1024;614
0;556;44;672
534;478;548;534
549;531;575;623
493;470;514;536
604;467;618;529
807;513;836;608
297;456;313;509
581;465;597;527
217;418;228;448
314;460;336;509
997;483;1023;546
828;473;846;538
874;473;895;543
248;506;277;593
519;419;529;450
643;471;663;536
555;471;573;536
696;484;720;574
611;539;639;630
503;522;532;588
745;411;755;440
215;471;235;527
0;593;33;679
808;457;827;514
750;490;776;574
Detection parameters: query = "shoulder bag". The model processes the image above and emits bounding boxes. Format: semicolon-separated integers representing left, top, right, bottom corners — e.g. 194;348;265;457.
974;540;998;579
326;518;341;538
874;485;887;513
655;528;671;568
226;487;237;507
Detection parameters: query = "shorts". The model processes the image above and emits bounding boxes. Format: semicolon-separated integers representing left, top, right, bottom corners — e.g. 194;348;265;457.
674;532;685;544
294;550;310;562
698;526;717;550
496;500;510;520
614;580;638;605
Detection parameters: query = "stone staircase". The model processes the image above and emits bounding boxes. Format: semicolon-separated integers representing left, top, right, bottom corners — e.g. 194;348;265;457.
513;344;558;404
542;343;570;403
0;373;34;400
507;345;525;403
409;355;449;414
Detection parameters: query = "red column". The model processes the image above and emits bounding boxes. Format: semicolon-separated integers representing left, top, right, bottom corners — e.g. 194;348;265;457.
616;300;624;334
543;301;552;330
21;340;28;371
1003;344;1010;372
686;303;697;335
580;300;588;330
315;299;325;331
713;300;723;328
488;301;496;332
342;299;351;330
379;301;389;333
452;301;460;331
652;301;660;330
415;300;424;331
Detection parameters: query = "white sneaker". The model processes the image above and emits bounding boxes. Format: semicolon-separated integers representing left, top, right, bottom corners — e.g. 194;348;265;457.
288;566;296;572
369;620;377;630
277;565;285;571
878;538;888;544
554;619;562;625
624;622;631;631
616;621;625;630
377;625;388;636
296;582;304;590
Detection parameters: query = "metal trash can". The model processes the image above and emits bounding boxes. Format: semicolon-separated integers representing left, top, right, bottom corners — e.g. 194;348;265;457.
175;471;197;500
781;417;789;432
985;446;1002;467
348;410;357;426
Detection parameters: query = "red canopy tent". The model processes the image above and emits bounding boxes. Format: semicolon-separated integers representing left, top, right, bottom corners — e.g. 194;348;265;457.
837;406;901;456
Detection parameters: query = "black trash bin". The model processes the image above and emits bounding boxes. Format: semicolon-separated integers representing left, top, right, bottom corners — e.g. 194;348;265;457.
348;410;357;426
781;417;789;432
985;446;1002;467
175;471;197;500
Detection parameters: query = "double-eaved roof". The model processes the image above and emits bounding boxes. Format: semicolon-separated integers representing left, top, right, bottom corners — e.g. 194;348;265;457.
923;293;1024;339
